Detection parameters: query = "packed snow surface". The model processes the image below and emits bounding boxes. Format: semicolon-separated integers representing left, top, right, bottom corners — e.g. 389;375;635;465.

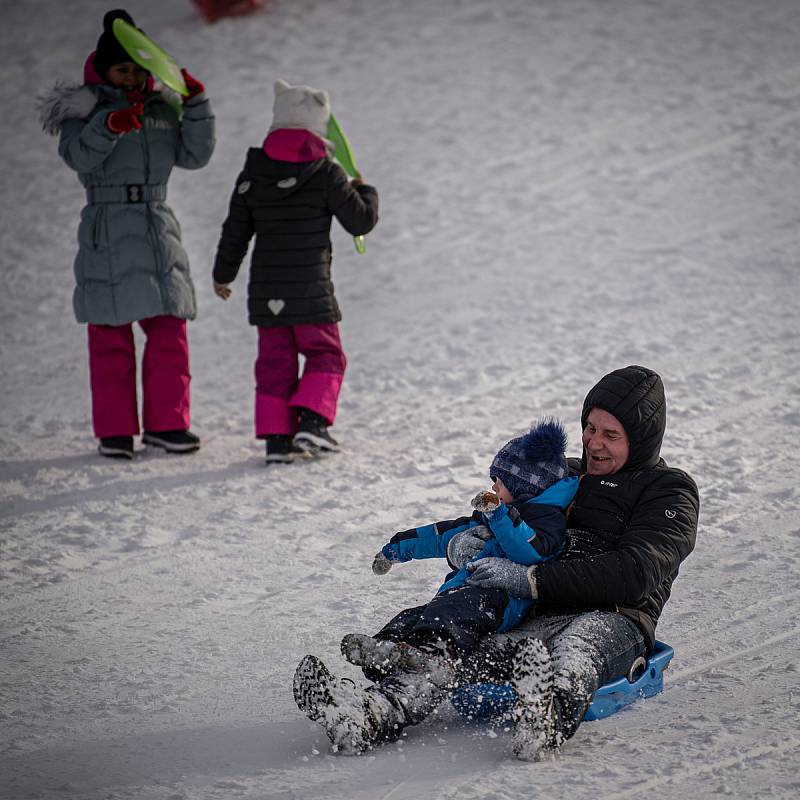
2;0;799;798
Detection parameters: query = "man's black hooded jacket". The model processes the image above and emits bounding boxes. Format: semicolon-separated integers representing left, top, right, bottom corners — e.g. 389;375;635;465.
534;365;700;652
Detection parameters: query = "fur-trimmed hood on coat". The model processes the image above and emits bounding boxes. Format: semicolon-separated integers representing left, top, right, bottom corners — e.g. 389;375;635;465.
37;81;184;136
41;71;215;327
37;84;104;135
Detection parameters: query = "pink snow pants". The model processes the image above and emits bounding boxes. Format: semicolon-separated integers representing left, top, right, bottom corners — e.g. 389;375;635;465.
87;315;191;438
255;323;346;436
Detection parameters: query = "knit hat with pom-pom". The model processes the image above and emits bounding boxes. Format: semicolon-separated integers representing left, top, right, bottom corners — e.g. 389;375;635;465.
94;9;139;79
489;418;569;501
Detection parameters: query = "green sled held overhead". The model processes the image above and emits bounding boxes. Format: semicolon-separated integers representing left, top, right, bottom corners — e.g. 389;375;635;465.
112;18;189;97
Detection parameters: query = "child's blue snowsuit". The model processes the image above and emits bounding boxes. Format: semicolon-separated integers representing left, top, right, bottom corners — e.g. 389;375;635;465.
376;477;579;654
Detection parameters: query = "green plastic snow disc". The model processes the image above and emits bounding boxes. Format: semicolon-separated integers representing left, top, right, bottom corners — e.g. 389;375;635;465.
112;18;188;96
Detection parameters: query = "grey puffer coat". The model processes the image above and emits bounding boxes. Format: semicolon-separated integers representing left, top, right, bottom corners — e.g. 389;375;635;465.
40;83;215;325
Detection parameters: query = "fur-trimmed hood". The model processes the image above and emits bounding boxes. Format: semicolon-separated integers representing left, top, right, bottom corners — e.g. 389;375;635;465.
37;81;184;136
37;84;106;135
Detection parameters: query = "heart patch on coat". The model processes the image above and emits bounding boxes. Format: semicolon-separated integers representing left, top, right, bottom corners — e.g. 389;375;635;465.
268;299;285;315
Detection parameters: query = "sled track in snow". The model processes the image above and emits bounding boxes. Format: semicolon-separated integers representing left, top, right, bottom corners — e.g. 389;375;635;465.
478;69;800;193
594;739;800;800
666;625;800;685
635;109;800;178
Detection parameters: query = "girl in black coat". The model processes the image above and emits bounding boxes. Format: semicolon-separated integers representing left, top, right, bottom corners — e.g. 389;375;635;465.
213;80;378;463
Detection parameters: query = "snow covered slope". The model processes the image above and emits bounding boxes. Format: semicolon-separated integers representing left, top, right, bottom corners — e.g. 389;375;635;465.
1;0;799;797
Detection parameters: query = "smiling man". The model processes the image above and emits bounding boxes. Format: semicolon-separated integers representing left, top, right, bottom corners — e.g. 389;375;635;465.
292;366;699;760
464;364;699;759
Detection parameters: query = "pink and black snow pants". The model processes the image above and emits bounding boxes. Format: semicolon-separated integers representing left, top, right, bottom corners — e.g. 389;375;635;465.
87;315;191;438
254;323;346;437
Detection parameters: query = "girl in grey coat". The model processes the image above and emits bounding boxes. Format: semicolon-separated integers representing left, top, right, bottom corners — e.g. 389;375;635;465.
39;9;215;459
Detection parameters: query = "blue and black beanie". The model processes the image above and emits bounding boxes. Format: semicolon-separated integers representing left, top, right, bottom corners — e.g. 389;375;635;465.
489;418;568;501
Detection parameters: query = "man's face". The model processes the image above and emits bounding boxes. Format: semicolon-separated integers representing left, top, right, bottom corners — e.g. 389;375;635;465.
582;408;630;475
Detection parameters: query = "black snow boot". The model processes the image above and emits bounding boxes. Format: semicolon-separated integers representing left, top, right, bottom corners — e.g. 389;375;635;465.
292;408;340;453
341;634;460;685
264;433;308;464
142;429;200;453
98;435;134;460
340;633;433;680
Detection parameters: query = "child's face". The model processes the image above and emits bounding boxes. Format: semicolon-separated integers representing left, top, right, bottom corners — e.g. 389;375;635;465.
105;61;149;91
492;477;514;505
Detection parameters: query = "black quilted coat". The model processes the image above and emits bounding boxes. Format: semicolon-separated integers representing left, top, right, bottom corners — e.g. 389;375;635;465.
213;148;379;327
535;366;700;652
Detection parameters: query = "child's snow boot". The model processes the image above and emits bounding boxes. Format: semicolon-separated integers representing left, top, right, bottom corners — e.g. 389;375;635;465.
142;429;201;453
98;435;134;460
293;408;340;453
340;634;431;679
340;634;458;686
403;639;459;688
371;653;457;728
264;433;304;464
510;637;558;761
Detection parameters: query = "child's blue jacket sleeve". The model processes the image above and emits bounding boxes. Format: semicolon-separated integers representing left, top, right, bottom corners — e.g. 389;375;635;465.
380;477;579;566
381;513;484;563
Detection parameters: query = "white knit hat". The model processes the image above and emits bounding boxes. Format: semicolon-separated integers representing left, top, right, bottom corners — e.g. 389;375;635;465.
269;79;331;138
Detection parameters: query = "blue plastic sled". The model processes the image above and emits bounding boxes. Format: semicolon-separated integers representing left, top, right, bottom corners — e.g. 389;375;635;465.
450;641;674;723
